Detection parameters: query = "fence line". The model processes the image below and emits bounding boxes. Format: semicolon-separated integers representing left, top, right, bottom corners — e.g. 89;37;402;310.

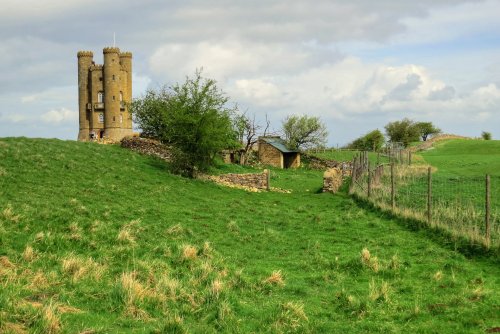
349;152;498;249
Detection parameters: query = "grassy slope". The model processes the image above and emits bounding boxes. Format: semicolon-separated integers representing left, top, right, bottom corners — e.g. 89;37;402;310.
0;138;498;333
419;139;500;177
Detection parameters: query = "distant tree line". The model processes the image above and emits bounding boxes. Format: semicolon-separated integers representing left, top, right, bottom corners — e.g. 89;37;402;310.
347;118;441;150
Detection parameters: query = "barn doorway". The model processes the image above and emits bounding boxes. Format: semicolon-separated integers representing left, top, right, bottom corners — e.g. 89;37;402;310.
283;153;298;169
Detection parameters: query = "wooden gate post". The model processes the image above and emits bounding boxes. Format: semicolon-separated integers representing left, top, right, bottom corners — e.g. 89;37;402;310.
266;169;271;191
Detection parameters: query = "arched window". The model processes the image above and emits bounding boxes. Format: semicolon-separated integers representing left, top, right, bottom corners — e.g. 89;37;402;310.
97;92;104;103
119;91;123;101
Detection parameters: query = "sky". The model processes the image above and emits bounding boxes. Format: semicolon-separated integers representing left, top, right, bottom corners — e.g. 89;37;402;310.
1;0;499;146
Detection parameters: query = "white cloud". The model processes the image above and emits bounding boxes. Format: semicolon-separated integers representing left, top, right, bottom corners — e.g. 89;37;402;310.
41;108;78;124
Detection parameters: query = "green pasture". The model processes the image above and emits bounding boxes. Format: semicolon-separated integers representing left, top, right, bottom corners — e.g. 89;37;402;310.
0;138;498;333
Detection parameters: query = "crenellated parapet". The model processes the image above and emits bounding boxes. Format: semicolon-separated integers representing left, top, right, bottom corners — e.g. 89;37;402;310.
119;51;132;58
90;64;104;71
77;51;93;58
103;47;120;54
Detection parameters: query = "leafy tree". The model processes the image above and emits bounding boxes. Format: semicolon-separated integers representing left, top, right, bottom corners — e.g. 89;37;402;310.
347;129;385;151
482;131;492;140
415;122;441;141
282;115;328;150
131;71;238;176
384;118;420;147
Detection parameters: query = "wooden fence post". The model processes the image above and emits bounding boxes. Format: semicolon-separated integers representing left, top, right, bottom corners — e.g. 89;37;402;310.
408;151;412;166
350;158;357;194
485;174;491;247
427;167;432;226
391;163;395;209
377;152;380;166
266;169;271;191
367;161;371;198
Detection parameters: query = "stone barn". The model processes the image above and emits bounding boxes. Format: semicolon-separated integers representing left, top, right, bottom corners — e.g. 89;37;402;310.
258;137;300;169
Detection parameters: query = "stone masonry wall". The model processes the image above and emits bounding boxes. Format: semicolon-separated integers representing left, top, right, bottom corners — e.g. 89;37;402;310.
216;171;269;190
258;141;283;168
120;136;171;161
323;168;344;193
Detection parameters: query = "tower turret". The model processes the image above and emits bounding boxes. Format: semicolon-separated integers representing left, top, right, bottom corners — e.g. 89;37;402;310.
77;51;93;141
103;47;122;139
119;52;133;130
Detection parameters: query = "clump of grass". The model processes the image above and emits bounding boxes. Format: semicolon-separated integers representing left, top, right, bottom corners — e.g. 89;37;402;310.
369;279;390;303
181;245;198;261
22;245;36;262
119;272;148;306
27;271;50;291
117;228;136;244
166;224;184;236
227;221;239;233
388;255;400;270
264;270;285;286
68;222;82;241
0;255;15;268
38;302;61;334
2;204;21;223
433;271;443;281
210;279;224;299
202;241;212;257
360;248;379;273
61;255;104;281
157;275;180;300
272;301;308;332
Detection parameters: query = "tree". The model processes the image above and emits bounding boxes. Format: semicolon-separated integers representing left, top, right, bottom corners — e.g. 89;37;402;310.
347;129;385;151
482;131;492;140
415;122;441;141
384;118;420;147
233;112;270;165
282;115;328;150
131;70;238;176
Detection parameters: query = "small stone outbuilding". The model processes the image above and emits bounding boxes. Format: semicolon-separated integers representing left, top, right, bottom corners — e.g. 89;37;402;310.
258;137;300;169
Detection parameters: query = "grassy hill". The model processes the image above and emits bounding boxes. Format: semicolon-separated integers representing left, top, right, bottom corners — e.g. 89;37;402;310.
0;137;499;333
419;139;500;177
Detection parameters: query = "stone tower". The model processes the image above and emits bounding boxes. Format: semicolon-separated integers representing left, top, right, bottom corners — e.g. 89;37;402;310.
77;47;133;141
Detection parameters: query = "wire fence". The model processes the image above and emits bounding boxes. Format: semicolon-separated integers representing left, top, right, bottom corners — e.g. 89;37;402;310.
349;152;499;249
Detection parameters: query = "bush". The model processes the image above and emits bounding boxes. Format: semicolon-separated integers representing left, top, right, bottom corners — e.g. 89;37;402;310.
481;131;492;140
347;129;384;151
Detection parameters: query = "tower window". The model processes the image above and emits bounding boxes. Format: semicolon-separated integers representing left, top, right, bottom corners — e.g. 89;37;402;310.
98;113;104;123
112;75;115;80
113;95;116;101
113;116;116;122
97;91;104;103
119;91;123;101
120;115;123;123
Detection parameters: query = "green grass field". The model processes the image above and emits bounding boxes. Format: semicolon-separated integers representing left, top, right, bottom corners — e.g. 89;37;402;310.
419;139;500;177
308;149;389;165
0;138;499;333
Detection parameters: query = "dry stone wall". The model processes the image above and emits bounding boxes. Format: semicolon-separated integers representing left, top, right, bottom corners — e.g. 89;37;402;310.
215;171;269;190
120;136;172;161
323;168;344;193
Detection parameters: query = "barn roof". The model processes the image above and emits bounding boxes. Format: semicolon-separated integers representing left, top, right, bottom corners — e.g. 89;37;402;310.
260;137;300;153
